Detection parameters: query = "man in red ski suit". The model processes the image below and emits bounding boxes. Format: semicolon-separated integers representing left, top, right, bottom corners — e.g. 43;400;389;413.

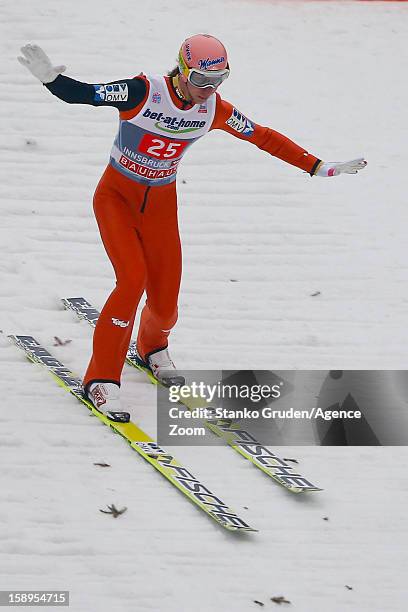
18;35;366;418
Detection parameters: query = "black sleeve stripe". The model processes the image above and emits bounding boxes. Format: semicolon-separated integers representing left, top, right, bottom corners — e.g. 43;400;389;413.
310;159;322;177
45;74;147;111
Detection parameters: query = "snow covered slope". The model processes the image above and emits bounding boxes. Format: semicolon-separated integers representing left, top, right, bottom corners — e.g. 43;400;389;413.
1;1;407;611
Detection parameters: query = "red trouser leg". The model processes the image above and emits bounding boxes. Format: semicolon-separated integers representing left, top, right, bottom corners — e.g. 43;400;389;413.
83;165;182;386
136;181;182;359
83;168;147;387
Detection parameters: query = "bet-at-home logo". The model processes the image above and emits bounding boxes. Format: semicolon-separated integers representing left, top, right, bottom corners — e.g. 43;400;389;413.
94;83;129;102
142;108;206;134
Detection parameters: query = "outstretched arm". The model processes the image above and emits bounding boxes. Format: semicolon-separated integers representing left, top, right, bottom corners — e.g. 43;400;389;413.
211;95;367;177
17;44;147;111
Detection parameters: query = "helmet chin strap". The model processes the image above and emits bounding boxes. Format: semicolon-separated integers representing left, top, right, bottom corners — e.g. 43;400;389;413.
172;74;192;104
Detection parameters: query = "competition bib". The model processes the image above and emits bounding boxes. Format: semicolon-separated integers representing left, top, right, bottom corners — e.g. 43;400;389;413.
109;75;216;186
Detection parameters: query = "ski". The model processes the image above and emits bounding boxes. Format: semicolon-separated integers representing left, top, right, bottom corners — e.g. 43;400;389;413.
9;334;256;533
62;297;322;494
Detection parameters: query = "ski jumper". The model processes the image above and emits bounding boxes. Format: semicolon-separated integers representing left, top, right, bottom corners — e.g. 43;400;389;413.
45;73;321;391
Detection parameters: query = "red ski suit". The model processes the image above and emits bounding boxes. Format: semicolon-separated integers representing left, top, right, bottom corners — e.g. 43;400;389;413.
82;75;320;389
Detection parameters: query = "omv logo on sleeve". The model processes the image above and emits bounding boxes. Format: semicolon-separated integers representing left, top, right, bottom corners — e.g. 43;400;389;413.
93;83;129;102
226;107;254;137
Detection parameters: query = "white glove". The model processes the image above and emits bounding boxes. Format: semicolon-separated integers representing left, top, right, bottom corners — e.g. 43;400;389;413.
316;158;367;177
17;44;66;84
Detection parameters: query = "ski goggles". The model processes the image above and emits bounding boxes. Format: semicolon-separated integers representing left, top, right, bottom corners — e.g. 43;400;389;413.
178;51;230;89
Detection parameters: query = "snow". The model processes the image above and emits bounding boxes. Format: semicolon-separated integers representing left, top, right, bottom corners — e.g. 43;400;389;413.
1;1;408;611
